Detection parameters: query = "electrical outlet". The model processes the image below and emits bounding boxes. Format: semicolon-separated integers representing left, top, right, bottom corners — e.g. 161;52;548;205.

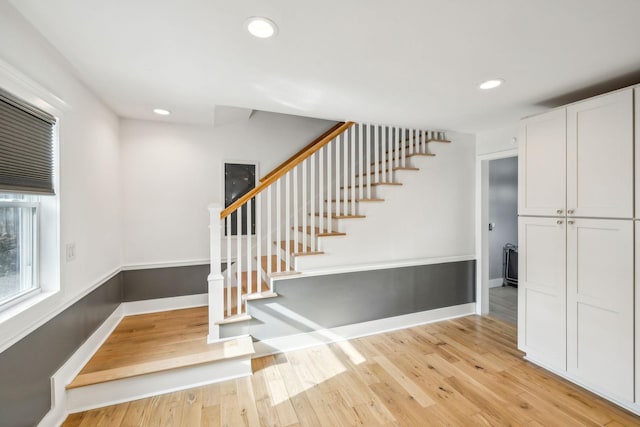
66;243;76;262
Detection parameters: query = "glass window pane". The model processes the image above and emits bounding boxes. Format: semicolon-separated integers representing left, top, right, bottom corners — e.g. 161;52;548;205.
0;202;37;305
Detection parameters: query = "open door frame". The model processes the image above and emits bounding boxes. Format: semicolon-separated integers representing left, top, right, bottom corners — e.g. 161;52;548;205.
475;149;518;315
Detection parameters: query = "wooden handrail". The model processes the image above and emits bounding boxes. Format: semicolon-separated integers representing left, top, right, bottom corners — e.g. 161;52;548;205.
221;121;354;219
260;122;347;183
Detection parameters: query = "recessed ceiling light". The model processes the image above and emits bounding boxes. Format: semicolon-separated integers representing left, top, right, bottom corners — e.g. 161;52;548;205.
153;108;171;116
479;79;504;90
246;17;278;38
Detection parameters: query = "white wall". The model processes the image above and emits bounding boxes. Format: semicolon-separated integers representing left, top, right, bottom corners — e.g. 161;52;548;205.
488;157;518;280
120;113;335;266
296;132;477;271
476;124;518;155
0;1;121;351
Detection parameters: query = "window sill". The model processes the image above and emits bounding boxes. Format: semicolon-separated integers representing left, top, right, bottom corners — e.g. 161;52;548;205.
0;289;58;327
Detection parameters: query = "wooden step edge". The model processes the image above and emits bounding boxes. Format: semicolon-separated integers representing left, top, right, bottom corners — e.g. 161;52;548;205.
292;251;324;257
340;182;402;190
404;136;452;144
325;198;385;203
268;270;302;278
317;231;347;237
311;213;366;219
66;336;254;389
244;291;278;301
216;313;252;325
407;152;436;158
354;167;419;178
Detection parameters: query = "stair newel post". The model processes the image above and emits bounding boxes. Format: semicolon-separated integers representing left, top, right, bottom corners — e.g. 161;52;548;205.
207;203;224;343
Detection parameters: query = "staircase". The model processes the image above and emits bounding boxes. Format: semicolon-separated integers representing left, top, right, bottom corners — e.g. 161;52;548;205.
206;122;451;341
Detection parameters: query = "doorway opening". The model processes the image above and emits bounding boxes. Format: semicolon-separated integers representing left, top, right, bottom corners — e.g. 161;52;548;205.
487;156;518;324
476;149;518;325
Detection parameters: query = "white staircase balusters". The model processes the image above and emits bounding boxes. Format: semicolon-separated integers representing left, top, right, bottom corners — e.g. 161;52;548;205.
285;172;291;271
266;186;272;281
319;146;324;236
358;124;364;199
327;140;333;233
210;122;450;332
310;155;316;250
207;203;223;342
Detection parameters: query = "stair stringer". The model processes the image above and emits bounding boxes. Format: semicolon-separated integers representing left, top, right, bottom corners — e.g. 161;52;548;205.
294;143;475;272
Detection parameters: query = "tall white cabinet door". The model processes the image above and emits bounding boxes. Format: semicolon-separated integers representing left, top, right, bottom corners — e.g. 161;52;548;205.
518;109;566;217
567;89;633;218
567;219;633;401
518;216;566;370
636;221;640;404
635;88;640;218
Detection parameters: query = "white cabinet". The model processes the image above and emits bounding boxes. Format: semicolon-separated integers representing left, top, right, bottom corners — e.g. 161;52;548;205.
567;89;633;219
518;216;566;370
566;218;633;401
520;89;633;219
518;86;638;409
518;109;566;217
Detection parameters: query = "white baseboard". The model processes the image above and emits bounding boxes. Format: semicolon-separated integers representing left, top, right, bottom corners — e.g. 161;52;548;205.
39;305;125;427
122;293;207;315
488;278;503;288
253;302;476;357
66;356;252;413
524;355;640;417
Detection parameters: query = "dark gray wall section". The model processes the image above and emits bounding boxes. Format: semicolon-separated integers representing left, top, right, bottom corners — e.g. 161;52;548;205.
122;263;225;301
0;273;122;427
245;260;475;341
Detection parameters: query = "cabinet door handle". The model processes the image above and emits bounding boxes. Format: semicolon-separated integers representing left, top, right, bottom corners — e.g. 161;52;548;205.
567;209;574;214
557;220;563;225
568;220;575;225
556;209;563;214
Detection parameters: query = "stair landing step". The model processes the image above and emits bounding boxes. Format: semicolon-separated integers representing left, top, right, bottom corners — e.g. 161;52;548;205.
66;307;253;389
295;226;346;237
341;182;402;190
216;313;252;325
244;291;278;301
260;255;298;275
311;213;366;219
326;198;384;203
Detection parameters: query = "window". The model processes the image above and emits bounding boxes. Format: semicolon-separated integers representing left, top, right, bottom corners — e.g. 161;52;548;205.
224;162;256;235
0;194;38;306
0;87;55;310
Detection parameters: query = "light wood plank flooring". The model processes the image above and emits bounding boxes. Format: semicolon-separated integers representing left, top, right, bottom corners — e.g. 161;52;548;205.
62;315;640;426
68;307;253;389
489;285;518;325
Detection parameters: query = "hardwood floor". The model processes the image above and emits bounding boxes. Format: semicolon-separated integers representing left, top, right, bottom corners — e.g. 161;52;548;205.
489;285;518;325
62;315;640;426
67;307;253;389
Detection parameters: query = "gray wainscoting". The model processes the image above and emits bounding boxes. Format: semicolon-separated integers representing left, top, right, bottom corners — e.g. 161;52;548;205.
244;260;476;341
0;273;122;427
122;264;211;301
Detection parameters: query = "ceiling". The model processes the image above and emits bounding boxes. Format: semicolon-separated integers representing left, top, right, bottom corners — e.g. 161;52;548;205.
10;0;640;132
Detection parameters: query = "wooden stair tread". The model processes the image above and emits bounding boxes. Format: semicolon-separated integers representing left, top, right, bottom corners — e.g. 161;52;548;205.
355;167;419;179
340;182;402;190
326;198;384;202
295;226;346;237
311;213;366;219
292;251;324;257
277;240;311;254
369;153;434;167
260;255;297;273
216;313;252;325
244;291;278;301
66;309;254;389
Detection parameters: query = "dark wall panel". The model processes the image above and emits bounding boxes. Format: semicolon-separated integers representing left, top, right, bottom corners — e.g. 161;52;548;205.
246;260;476;341
0;273;122;427
122;264;210;301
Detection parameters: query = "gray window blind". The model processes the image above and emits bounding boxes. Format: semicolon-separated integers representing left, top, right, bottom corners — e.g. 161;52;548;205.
0;88;55;195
